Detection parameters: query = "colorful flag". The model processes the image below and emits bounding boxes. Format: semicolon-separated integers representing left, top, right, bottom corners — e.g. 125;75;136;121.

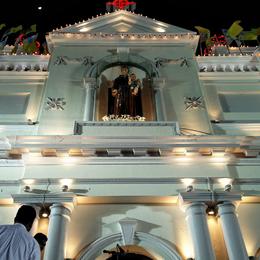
227;20;243;38
222;28;241;47
23;34;38;54
2;25;23;39
251;27;260;36
240;31;258;41
10;25;23;33
195;26;210;42
0;23;6;30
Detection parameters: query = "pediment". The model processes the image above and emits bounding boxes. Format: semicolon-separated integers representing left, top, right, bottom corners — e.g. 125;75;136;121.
52;10;195;35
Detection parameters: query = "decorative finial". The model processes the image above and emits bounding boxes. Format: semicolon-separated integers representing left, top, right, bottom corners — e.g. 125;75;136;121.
106;0;136;12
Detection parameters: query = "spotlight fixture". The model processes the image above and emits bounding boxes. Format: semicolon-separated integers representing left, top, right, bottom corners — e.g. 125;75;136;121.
39;206;50;218
224;184;232;192
206;206;217;216
23;185;31;192
186;185;194;192
61;185;69;192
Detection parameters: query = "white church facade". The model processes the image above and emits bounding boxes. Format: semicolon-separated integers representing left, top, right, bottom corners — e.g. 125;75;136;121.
0;9;260;260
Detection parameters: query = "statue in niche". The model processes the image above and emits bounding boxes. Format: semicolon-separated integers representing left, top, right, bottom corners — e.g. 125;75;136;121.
129;72;142;116
110;65;143;117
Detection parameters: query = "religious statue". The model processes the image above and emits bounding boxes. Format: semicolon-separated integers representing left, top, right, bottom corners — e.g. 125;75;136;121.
129;72;142;116
111;65;130;115
111;65;143;117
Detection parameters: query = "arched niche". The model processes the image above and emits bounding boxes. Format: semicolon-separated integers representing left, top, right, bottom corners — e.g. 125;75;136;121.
76;232;182;260
95;65;156;121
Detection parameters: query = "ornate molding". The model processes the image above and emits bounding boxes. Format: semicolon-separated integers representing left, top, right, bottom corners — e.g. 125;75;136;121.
0;55;49;72
184;96;205;111
46;97;66;111
6;134;260;150
154;57;192;68
74;121;180;135
54;56;94;66
77;232;182;260
197;56;259;73
49;32;197;42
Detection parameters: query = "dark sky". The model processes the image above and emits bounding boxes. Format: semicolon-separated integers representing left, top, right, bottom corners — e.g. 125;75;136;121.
1;0;259;36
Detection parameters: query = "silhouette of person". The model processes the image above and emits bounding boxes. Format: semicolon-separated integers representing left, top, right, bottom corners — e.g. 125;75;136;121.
34;233;48;251
0;205;41;260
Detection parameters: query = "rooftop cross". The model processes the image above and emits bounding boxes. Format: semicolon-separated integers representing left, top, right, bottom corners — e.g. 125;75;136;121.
106;0;136;12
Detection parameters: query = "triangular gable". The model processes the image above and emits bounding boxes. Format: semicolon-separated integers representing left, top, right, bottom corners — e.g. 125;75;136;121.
52;10;195;35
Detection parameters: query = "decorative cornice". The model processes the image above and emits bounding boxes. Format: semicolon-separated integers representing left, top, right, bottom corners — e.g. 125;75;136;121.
196;55;259;73
0;55;49;72
47;32;198;49
3;177;260;186
5;134;260;150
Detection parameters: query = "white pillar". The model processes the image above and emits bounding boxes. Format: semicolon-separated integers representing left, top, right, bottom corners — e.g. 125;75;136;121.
185;203;216;260
218;202;248;260
153;78;166;121
44;203;73;260
83;78;96;121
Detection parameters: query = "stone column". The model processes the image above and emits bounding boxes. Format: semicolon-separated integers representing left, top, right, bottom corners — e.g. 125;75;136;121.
184;203;216;260
44;203;73;260
218;202;248;260
83;78;97;121
153;78;166;121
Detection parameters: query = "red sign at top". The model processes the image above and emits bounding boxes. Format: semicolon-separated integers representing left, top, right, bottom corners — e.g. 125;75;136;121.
106;0;136;10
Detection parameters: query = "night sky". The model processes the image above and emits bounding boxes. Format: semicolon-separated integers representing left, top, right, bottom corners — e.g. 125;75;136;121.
1;0;259;36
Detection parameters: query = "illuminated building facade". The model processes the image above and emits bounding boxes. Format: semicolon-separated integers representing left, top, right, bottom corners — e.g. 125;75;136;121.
0;9;260;260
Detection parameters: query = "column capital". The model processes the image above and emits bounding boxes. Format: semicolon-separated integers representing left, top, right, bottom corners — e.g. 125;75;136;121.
12;192;77;207
178;190;242;205
217;201;239;214
83;77;97;89
182;202;207;213
49;203;74;222
152;78;166;89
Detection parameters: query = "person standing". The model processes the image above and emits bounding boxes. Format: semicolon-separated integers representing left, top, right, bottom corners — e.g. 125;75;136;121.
0;205;41;260
34;233;48;260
